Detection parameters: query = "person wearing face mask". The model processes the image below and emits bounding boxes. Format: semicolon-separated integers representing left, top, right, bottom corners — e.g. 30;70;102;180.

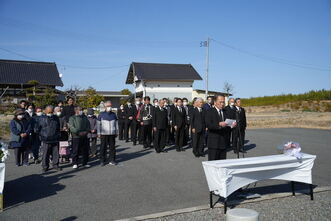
35;105;61;172
87;108;98;157
153;98;159;107
97;101;118;166
124;100;134;143
139;96;154;149
131;97;142;145
10;109;32;166
54;106;70;163
162;98;172;146
205;95;236;161
29;106;43;164
68;106;91;169
117;104;126;140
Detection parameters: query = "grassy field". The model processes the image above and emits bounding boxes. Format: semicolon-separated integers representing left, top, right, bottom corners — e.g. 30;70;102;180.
242;89;331;108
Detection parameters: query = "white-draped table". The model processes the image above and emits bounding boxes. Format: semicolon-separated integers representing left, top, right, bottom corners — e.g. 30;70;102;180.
202;153;316;213
0;163;5;211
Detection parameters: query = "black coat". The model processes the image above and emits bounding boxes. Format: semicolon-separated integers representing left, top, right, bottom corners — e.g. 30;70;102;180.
124;104;134;120
152;107;168;129
190;107;206;133
225;105;237;120
117;109;126;122
235;107;247;128
36;115;61;144
205;107;231;149
62;105;75;122
172;106;186;128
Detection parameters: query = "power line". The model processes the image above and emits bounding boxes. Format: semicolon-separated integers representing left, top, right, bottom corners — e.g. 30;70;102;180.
211;39;331;72
0;47;129;70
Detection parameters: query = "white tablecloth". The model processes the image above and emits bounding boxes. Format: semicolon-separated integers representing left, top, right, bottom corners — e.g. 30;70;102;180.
202;153;316;198
0;163;5;194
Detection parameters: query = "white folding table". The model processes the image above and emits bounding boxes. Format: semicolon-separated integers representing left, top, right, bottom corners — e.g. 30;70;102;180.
202;153;316;213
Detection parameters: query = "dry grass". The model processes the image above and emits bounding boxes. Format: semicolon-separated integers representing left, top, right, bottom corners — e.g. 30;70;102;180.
247;111;331;130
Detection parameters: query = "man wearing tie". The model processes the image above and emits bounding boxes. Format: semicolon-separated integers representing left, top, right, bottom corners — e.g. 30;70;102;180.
172;98;186;152
233;98;247;153
139;96;154;149
190;98;206;157
131;97;142;146
124;100;134;142
152;99;168;153
205;95;236;161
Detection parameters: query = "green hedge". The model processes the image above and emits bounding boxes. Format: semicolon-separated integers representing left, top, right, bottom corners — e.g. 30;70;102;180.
242;89;331;107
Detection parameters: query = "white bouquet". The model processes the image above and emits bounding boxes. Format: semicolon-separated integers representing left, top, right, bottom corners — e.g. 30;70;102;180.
0;142;10;163
278;141;302;159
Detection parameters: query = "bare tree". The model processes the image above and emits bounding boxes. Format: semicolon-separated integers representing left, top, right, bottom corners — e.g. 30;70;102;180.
223;81;234;95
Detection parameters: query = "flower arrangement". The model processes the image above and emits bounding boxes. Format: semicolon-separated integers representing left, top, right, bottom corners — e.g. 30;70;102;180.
0;142;9;163
278;141;302;159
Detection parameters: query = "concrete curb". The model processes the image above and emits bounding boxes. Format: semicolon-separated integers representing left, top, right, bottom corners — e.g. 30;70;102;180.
115;186;331;221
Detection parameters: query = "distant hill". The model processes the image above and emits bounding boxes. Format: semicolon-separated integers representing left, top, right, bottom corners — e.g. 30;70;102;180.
242;89;331;107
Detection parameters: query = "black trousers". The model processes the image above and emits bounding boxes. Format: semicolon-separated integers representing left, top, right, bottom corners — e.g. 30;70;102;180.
100;135;116;163
124;120;132;141
118;120;125;140
154;129;166;152
131;120;140;144
142;124;153;148
192;131;205;156
72;137;89;166
89;137;97;155
175;126;185;150
41;142;59;169
208;148;227;161
232;127;245;152
14;147;29;166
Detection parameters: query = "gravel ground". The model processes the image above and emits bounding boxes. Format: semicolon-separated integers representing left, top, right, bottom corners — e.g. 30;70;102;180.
149;190;331;221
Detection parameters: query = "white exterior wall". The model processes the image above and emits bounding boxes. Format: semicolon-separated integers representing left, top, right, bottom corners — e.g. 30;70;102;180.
135;80;193;101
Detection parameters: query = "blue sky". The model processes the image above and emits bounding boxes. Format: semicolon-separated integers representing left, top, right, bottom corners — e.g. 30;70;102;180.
0;0;330;98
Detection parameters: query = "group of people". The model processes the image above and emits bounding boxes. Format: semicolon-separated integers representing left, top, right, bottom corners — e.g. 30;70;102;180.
117;95;247;160
9;94;246;173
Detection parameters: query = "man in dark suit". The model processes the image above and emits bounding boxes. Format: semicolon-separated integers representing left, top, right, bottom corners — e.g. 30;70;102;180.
172;98;187;152
232;98;247;153
205;95;236;161
182;97;193;146
203;95;214;110
124;100;134;142
152;99;168;153
131;97;142;145
169;97;178;145
225;97;237;149
139;96;154;149
190;98;206;157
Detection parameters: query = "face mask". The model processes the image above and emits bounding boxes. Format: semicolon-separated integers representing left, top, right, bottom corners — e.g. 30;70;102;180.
56;112;61;116
135;101;140;105
230;102;235;106
17;115;24;120
46;113;53;117
154;103;158;106
120;106;124;110
27;108;33;113
36;112;43;116
106;107;112;112
164;102;168;106
183;102;188;106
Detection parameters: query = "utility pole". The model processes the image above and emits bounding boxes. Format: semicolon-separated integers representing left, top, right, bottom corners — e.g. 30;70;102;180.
205;38;210;99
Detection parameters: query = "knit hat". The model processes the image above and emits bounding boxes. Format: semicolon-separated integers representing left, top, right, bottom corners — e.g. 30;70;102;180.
87;108;94;115
15;109;25;116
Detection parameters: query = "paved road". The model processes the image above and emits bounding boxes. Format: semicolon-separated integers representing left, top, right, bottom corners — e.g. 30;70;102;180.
1;128;330;221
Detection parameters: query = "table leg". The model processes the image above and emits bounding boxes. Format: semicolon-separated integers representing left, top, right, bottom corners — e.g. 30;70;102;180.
310;184;314;200
210;192;213;208
291;181;295;196
224;198;227;214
